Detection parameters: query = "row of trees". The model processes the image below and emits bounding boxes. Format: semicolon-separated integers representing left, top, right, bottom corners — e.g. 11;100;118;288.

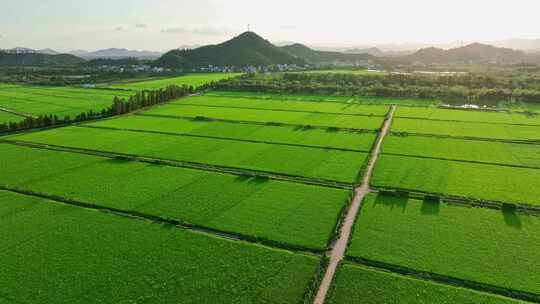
214;73;540;103
0;84;193;133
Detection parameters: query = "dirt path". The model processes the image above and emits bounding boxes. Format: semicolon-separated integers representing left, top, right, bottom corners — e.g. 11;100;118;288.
313;106;395;304
0;107;34;119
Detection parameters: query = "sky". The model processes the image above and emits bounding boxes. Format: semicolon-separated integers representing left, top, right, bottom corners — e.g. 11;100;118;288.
1;0;540;51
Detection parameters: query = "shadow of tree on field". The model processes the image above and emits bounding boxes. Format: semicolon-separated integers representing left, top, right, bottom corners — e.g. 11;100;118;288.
421;197;441;216
502;204;522;230
373;193;408;212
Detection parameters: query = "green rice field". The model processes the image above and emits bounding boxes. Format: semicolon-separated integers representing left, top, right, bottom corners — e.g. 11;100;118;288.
372;154;540;206
207;91;441;107
0;84;133;122
0;110;25;124
176;95;390;116
392;118;540;141
347;193;540;296
86;115;377;151
142;103;385;130
383;135;540;168
7;126;367;183
396;107;540;125
109;73;242;90
327;263;524;304
0;143;350;250
0;190;319;303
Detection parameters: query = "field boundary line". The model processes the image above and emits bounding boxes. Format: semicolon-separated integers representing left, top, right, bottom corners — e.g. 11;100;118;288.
136;113;379;133
396;114;540;127
167;102;388;118
0;140;355;190
343;257;540;303
78;125;371;153
0;107;35;119
313;105;396;304
381;152;540;171
371;186;540;214
0;186;326;256
389;131;540;145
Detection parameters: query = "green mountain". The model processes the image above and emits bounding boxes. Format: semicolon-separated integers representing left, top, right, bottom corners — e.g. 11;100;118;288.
0;52;85;66
405;43;528;64
280;43;376;64
155;32;305;69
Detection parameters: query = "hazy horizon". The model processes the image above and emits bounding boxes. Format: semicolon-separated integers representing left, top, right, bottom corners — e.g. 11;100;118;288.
2;0;540;52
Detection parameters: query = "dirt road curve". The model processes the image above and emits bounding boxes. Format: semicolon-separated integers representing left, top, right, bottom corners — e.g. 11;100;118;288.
313;106;395;304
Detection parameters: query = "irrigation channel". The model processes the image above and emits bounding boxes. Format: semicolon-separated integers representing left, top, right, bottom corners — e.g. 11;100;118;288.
314;106;396;304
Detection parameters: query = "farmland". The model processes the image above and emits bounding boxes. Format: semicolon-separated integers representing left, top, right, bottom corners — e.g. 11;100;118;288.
372;154;540;206
142;103;385;130
86;115;377;151
395;107;540;125
0;84;133;124
0;143;351;250
327;263;526;304
0;190;320;303
347;193;540;296
7;126;368;183
382;135;540;168
392;117;540;141
109;73;242;90
0;110;25;124
207;91;441;107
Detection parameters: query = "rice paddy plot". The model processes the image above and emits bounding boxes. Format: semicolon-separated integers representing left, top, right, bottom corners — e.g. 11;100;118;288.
395;107;540;125
86;115;377;151
383;135;540;168
0;190;319;304
347;193;540;296
0;85;133;120
142;104;385;130
327;263;525;304
0;143;350;250
109;73;242;90
0;110;25;124
175;95;390;116
206;91;440;107
392;118;540;141
8;126;367;183
372;155;540;206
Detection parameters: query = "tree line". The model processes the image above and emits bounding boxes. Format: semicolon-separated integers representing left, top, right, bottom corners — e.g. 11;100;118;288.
0;84;193;133
213;72;540;103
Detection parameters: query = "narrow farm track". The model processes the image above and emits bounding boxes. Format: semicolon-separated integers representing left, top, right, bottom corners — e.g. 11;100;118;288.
0;107;34;119
314;106;395;304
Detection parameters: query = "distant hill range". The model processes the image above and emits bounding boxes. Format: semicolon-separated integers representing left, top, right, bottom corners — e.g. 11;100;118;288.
70;48;163;60
280;43;375;64
154;32;305;68
0;51;84;66
404;43;532;64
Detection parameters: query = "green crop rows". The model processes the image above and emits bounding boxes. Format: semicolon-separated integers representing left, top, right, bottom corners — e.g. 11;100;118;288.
175;95;390;116
392;118;540;141
109;73;242;90
8;126;367;183
207;91;440;107
87;115;377;151
383;135;540;168
372;155;540;206
327;263;524;304
0;190;319;304
347;193;540;296
142;103;385;130
0;84;133;122
396;107;540;125
0;143;351;250
0;110;25;124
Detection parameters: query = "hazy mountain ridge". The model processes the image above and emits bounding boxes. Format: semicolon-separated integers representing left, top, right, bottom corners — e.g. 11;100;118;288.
280;43;375;64
405;43;530;64
0;51;84;66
